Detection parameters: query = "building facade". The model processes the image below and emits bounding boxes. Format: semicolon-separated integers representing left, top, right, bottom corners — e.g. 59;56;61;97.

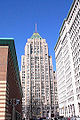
54;0;80;117
53;71;59;118
21;31;55;119
21;55;26;119
0;38;22;120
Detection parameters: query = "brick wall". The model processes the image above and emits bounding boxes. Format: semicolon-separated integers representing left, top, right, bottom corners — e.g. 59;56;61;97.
0;46;8;120
0;46;22;120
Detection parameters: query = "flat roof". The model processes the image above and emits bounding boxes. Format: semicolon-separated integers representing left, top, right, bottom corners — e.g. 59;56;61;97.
0;38;14;39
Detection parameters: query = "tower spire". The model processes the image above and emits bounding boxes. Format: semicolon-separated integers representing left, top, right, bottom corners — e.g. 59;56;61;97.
35;24;37;33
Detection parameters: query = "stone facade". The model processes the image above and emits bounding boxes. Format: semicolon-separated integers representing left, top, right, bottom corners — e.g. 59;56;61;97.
21;32;54;119
54;0;80;117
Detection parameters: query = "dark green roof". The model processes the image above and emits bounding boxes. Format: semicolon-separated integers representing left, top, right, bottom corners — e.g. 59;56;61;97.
30;32;42;39
0;38;22;96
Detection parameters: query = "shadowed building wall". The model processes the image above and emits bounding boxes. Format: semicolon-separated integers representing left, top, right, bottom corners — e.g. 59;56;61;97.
0;39;22;120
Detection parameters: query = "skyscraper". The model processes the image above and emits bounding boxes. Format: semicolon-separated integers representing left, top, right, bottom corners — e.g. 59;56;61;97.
21;26;55;119
54;0;80;117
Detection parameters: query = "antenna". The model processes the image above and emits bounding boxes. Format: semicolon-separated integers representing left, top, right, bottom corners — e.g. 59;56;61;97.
35;24;37;33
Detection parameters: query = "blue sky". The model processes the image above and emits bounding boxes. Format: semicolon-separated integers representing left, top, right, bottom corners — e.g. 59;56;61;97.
0;0;73;71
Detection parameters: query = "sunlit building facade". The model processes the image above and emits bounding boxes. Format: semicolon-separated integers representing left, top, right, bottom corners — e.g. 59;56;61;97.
21;55;25;118
54;0;80;117
21;30;55;119
53;71;59;117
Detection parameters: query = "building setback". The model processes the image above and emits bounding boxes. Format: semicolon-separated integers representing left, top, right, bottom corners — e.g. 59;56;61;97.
54;0;80;117
0;38;22;120
21;30;55;119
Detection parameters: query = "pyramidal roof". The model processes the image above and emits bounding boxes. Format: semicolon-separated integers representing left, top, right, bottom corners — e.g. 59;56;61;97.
30;32;42;39
30;24;42;39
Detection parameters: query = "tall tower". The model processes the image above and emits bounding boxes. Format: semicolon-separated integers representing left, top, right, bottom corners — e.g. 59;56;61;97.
21;26;54;119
